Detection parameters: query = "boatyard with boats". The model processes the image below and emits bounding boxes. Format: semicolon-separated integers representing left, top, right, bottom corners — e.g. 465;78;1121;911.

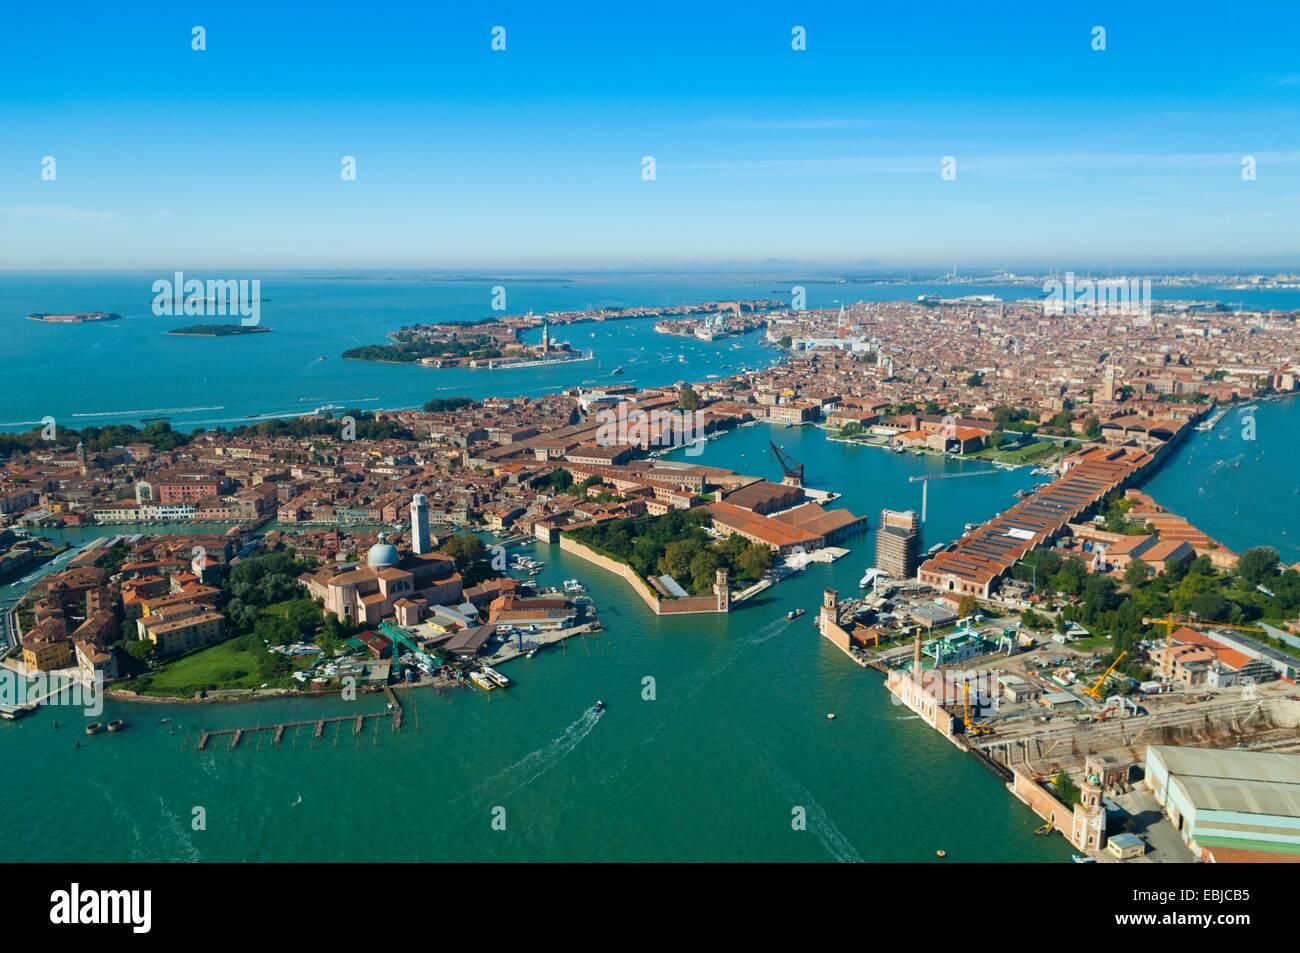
811;419;1300;862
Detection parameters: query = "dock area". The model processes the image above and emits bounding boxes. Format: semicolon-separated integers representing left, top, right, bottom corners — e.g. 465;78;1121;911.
194;687;406;752
484;621;601;666
732;546;849;606
731;578;772;603
783;546;848;571
190;622;601;753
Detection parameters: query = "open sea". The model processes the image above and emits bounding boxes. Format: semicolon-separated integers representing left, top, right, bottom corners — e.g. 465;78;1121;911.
4;272;1300;432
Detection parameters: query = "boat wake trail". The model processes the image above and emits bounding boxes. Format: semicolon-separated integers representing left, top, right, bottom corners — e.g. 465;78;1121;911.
789;784;864;864
90;779;201;862
72;405;224;418
753;748;865;864
469;708;605;803
606;618;791;767
679;617;788;700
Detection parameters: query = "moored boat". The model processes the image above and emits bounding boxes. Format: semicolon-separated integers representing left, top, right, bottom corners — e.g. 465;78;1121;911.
85;722;103;736
859;567;887;589
107;719;125;732
481;665;510;688
469;671;496;692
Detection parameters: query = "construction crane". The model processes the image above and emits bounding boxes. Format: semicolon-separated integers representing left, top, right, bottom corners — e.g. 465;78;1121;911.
908;468;999;522
962;680;994;737
1083;650;1128;699
768;441;804;487
379;621;440;679
1142;615;1267;680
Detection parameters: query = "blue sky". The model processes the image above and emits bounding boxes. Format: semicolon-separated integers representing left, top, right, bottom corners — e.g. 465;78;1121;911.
1;0;1299;270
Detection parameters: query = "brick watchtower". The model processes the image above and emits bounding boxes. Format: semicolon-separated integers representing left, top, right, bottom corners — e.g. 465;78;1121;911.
1070;771;1107;853
821;588;839;626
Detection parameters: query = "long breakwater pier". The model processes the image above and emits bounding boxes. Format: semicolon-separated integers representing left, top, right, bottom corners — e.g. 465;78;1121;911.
194;686;405;751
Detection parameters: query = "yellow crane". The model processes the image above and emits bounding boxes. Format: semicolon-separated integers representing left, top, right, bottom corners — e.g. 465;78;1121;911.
1083;650;1128;699
962;680;994;736
1142;615;1267;680
852;624;882;647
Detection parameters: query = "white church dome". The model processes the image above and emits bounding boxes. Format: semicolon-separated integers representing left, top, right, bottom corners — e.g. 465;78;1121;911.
366;533;400;568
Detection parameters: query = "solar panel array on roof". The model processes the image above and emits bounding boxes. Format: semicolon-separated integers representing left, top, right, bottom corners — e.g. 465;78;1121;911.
920;447;1155;588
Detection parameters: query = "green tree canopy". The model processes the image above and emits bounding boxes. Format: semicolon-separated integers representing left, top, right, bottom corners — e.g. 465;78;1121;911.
1053;771;1081;808
442;533;488;569
1238;547;1281;586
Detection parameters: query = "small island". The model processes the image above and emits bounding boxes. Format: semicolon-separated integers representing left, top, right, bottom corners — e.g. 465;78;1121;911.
167;324;273;337
27;311;121;324
343;322;591;369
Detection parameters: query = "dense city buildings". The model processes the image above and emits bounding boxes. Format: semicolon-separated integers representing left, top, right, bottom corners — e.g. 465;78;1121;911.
3;290;1299;871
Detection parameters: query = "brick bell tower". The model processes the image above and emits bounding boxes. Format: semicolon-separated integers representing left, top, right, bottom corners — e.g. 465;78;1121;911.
820;588;839;627
1070;771;1107;853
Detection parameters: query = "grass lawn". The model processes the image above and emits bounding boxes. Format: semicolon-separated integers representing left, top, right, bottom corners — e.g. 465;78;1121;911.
262;597;322;622
1069;635;1116;653
992;440;1060;465
128;637;272;697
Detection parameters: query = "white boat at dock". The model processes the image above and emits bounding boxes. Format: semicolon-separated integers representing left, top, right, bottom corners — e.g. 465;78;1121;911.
510;554;545;575
859;567;888;589
481;665;510;688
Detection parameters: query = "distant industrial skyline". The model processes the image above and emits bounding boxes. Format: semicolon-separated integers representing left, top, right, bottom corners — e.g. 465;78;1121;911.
3;1;1299;269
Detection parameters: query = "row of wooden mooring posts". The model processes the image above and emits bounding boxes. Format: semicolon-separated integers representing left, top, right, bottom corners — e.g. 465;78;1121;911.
191;687;406;752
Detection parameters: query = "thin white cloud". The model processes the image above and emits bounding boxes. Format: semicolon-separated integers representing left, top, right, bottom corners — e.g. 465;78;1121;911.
699;118;890;131
669;150;1300;177
5;205;115;224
